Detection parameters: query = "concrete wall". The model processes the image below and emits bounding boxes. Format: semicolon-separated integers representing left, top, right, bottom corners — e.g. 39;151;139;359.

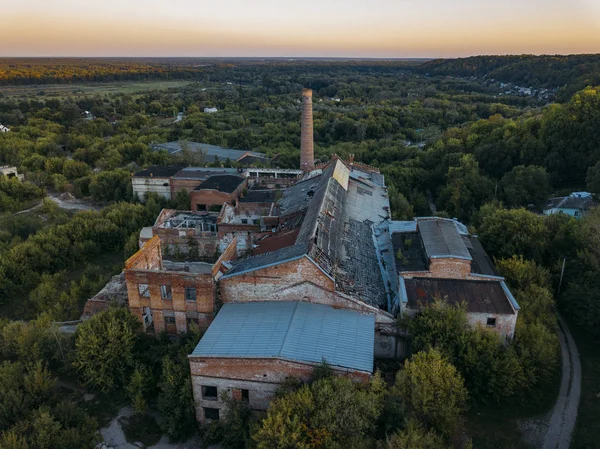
467;311;518;339
401;299;518;340
132;177;172;200
189;357;370;424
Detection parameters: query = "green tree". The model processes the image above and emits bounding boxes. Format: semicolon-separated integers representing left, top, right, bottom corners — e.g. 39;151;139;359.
156;356;196;442
500;165;550;209
253;374;386;449
478;207;549;263
586;161;600;194
72;307;141;393
388;186;414;220
126;365;151;415
391;349;468;437
380;421;445;449
438;154;494;222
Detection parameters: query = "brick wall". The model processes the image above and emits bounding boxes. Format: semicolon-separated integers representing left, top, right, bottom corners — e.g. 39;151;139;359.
125;235;163;270
189;357;370;423
402;257;472;280
190;191;231;212
124;236;216;334
170;179;204;199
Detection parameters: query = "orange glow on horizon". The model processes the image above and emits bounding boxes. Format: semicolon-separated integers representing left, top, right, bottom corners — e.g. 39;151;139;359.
1;4;599;58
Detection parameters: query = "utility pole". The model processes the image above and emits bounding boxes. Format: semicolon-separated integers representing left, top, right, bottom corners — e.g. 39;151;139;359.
557;257;567;296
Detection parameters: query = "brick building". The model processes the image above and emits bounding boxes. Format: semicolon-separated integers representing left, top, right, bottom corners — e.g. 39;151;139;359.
139;209;220;258
124;236;217;334
189;301;373;423
190;175;247;212
116;90;522;425
392;217;520;338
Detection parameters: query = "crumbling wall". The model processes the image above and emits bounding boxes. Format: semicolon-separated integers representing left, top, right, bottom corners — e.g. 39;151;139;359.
125;236;216;334
189;357;369;423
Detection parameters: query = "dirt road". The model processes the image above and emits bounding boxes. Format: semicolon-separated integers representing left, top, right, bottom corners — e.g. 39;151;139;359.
543;315;581;449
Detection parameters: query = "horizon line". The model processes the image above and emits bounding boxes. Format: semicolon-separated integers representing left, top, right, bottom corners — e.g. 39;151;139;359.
1;53;599;60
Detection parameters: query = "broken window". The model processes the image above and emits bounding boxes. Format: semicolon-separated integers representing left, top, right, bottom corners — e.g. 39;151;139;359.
137;284;150;298
160;285;172;300
185;287;197;301
241;219;248;224
487;317;497;327
187;317;200;328
202;386;218;400
241;389;249;402
204;407;219;421
165;316;176;325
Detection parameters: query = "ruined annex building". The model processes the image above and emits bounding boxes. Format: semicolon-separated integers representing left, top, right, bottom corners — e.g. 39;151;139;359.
118;89;521;424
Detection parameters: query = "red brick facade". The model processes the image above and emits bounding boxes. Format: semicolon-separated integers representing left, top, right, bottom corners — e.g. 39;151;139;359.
124;236;216;334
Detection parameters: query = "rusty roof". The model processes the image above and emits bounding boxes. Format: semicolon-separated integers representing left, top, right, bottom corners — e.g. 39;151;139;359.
403;277;516;315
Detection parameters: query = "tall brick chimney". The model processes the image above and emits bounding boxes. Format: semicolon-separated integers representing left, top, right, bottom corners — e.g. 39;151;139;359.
300;88;315;172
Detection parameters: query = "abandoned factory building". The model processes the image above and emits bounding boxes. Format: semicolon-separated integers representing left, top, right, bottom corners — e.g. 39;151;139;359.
117;89;520;423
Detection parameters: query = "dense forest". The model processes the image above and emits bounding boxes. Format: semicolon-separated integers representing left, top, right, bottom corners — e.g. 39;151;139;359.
0;56;600;448
418;54;600;100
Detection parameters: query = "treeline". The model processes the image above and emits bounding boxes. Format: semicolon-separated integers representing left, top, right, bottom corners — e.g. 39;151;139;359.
418;54;600;99
0;58;210;85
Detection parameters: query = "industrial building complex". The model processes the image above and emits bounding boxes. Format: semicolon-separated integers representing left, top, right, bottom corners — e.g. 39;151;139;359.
90;88;521;424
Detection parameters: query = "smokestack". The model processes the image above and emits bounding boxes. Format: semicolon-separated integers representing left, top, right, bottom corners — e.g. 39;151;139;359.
300;88;314;172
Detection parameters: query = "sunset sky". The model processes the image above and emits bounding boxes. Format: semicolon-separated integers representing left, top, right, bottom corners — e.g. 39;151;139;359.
2;0;600;58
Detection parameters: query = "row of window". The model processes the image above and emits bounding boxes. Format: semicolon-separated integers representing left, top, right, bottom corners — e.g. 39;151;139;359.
201;385;249;402
164;317;200;326
137;284;197;301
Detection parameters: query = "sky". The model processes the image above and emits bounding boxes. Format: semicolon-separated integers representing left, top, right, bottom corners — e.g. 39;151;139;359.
2;0;600;58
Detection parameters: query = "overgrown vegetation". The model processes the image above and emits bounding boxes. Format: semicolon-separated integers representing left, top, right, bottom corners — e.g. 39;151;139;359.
1;56;600;448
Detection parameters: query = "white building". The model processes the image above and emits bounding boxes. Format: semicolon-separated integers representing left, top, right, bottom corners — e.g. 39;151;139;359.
0;166;24;181
204;107;218;114
0;124;10;133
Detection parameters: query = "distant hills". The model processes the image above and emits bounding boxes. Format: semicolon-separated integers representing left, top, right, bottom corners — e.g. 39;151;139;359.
416;54;600;100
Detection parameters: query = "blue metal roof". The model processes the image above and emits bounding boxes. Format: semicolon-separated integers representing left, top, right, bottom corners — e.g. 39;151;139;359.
151;141;267;162
191;301;375;373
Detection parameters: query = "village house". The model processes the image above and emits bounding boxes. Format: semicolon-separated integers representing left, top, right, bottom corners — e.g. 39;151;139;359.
543;191;598;219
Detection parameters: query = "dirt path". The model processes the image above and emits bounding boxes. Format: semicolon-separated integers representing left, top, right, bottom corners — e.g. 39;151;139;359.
543;315;581;449
100;406;202;449
14;199;44;215
47;192;102;211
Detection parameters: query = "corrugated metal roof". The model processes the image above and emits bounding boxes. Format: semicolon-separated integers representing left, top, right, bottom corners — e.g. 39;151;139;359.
151;141;267;162
191;301;374;372
417;218;472;260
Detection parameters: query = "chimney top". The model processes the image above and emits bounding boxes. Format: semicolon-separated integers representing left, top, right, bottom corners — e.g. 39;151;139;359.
302;88;313;97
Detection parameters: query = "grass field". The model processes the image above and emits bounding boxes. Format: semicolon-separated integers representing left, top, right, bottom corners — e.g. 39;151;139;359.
0;80;195;99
